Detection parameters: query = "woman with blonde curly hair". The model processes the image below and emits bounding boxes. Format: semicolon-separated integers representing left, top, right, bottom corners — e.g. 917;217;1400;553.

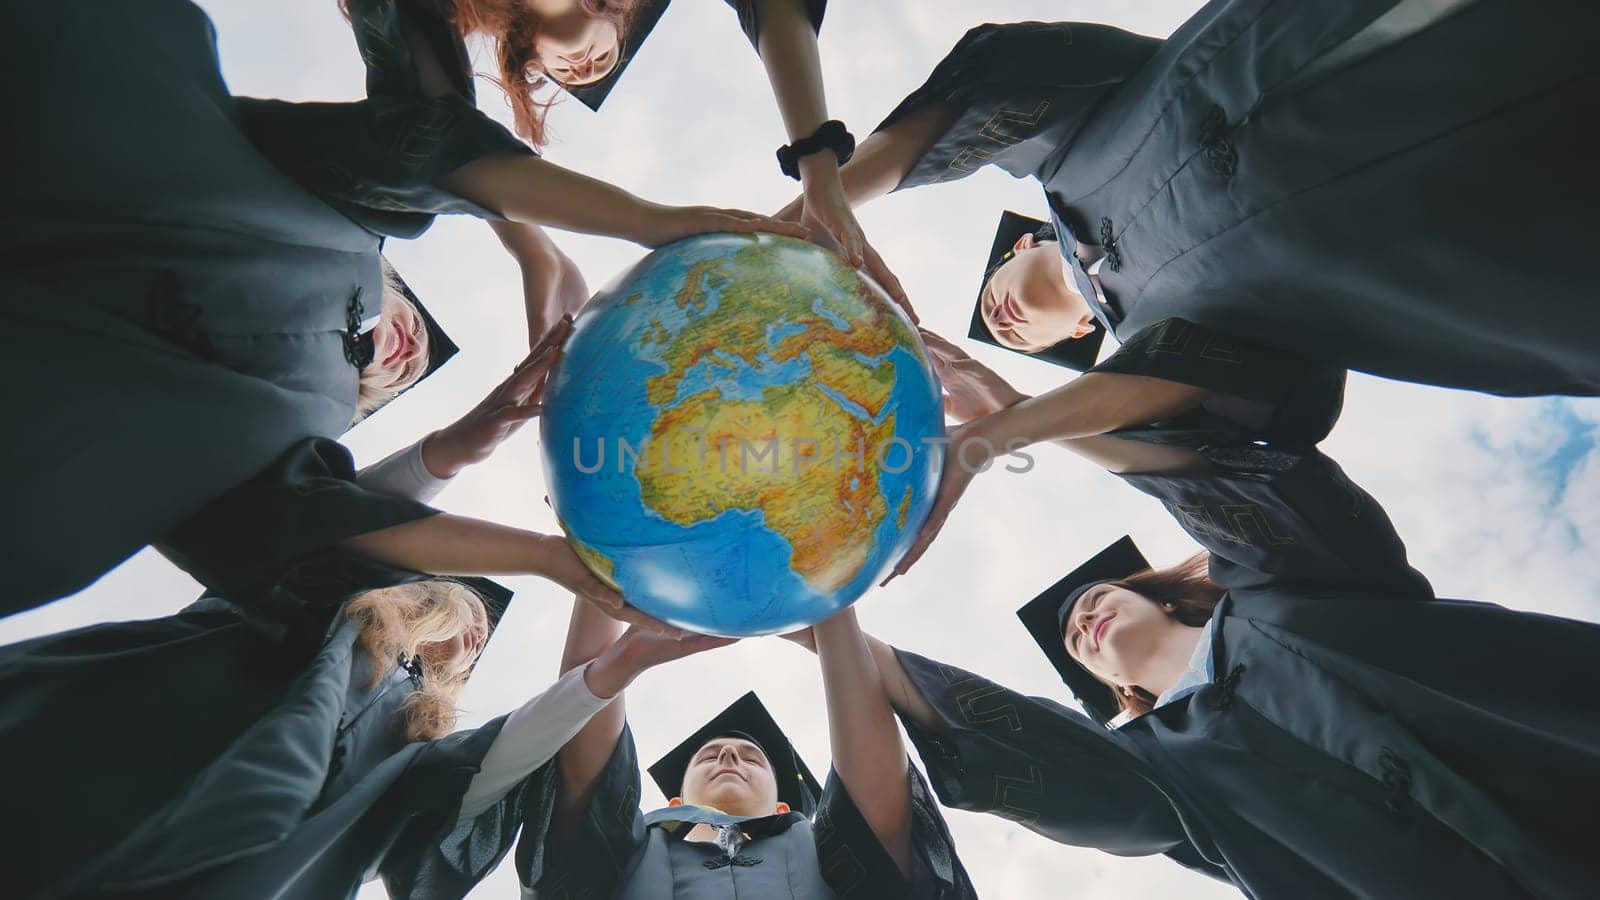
1;553;727;899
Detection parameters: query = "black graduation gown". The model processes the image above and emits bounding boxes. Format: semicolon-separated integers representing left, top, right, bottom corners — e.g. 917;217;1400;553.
1;0;374;610
0;556;526;900
237;0;535;240
879;2;1600;396
892;444;1600;897
515;725;975;899
239;0;827;234
157;437;444;603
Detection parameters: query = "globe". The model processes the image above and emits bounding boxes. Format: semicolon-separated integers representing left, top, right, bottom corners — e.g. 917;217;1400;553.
540;233;945;636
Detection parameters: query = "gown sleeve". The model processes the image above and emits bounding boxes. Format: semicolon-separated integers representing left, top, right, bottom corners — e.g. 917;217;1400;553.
874;22;1161;190
516;725;648;899
1089;317;1348;447
356;438;453;504
455;665;615;821
722;0;826;49
157;437;440;601
236;0;534;238
812;761;978;899
1116;446;1434;599
890;650;1200;860
377;717;526;900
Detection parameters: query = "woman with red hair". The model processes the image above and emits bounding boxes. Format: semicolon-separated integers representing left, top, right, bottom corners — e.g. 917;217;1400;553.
255;0;911;346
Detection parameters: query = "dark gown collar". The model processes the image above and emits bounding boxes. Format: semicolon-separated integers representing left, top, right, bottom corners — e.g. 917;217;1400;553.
1048;198;1122;333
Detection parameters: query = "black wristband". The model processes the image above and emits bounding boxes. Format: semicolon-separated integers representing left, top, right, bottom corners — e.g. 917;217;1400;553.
776;120;856;181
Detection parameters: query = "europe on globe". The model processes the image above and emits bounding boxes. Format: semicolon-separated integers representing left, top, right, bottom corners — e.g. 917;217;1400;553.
540;233;945;636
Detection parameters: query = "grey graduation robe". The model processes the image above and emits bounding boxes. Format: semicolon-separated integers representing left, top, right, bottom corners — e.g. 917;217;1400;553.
0;554;527;900
879;1;1600;397
516;726;975;899
0;0;525;613
238;0;535;239
893;443;1600;897
157;437;443;602
1;0;373;611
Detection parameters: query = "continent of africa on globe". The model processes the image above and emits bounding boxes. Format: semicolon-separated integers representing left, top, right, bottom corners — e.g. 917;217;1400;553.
540;233;945;636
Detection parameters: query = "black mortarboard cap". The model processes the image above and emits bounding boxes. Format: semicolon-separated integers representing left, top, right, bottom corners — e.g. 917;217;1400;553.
458;576;513;635
1015;536;1151;726
282;553;514;664
648;692;822;817
969;210;1107;371
564;0;672;111
353;258;461;423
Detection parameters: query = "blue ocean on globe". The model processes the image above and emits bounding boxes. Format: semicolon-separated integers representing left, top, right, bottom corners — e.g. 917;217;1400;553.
540;233;944;636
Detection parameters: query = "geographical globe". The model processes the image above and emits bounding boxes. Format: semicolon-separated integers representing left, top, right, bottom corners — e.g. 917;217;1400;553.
540;233;944;636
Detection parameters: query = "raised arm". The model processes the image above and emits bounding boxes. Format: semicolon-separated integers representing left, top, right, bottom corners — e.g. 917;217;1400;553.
335;514;648;625
437;153;803;247
885;370;1208;584
812;608;914;877
740;0;914;315
553;596;630;826
778;103;955;221
550;600;735;825
488;222;591;348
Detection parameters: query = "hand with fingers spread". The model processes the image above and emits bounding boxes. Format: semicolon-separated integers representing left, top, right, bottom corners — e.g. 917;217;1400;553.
633;203;810;249
881;419;984;587
920;329;1030;423
420;317;572;479
583;624;739;698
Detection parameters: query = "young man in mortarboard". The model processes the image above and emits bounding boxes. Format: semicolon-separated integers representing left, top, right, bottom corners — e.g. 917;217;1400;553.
515;599;975;898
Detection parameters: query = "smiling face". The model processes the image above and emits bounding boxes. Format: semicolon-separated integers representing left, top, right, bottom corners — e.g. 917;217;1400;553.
367;288;431;391
530;2;622;87
980;234;1097;352
678;736;781;817
1061;583;1188;693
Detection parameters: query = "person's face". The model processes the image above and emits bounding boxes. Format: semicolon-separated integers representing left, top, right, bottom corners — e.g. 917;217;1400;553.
368;290;431;391
1061;584;1176;691
417;603;488;677
531;3;622;87
678;737;781;817
980;235;1097;352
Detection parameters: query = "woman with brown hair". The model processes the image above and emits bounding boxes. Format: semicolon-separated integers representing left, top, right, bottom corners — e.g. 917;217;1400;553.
831;335;1600;897
0;551;727;899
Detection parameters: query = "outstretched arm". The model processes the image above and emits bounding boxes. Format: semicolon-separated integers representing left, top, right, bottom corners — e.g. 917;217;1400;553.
553;597;629;825
335;514;653;625
812;608;914;877
745;0;917;316
552;601;736;825
439;153;804;246
777;102;956;220
883;334;1211;584
488;221;592;348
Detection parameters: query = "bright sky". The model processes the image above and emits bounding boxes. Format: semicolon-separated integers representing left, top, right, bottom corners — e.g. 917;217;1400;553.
6;2;1597;898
